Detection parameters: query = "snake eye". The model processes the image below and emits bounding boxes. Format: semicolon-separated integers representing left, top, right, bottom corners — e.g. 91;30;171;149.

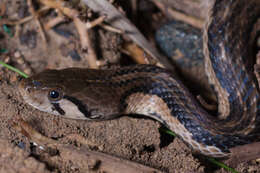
48;89;63;102
50;90;59;98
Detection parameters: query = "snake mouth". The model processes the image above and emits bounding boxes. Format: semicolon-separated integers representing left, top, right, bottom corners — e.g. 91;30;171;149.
18;78;34;98
18;78;28;96
18;78;35;107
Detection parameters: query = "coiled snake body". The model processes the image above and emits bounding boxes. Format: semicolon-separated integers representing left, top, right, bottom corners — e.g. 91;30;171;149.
19;0;260;157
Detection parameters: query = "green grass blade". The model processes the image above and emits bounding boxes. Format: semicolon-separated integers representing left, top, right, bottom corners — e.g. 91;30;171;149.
0;60;28;78
159;127;176;136
208;158;239;173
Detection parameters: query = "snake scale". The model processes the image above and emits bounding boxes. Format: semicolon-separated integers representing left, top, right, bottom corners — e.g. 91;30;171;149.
19;0;260;158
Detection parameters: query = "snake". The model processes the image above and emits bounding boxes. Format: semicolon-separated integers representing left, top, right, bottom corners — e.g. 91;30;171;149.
18;0;260;158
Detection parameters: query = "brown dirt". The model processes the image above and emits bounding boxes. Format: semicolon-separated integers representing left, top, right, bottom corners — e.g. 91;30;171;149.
0;0;259;173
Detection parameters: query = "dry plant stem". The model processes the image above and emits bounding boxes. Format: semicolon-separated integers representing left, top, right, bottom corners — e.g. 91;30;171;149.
0;6;50;25
59;146;162;173
38;0;98;68
27;0;47;45
156;0;210;20
44;16;66;30
152;0;204;29
82;0;172;69
73;18;89;50
86;16;124;34
14;25;21;37
123;43;149;64
12;118;57;146
38;0;78;18
74;18;98;69
100;23;124;34
0;16;34;25
13;118;161;173
86;15;106;29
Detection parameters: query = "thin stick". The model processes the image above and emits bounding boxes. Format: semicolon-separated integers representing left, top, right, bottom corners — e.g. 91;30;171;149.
74;18;98;69
27;0;47;44
123;43;149;64
38;0;98;68
44;16;66;30
100;23;124;34
86;15;106;29
85;16;124;34
0;6;50;25
12;118;162;173
152;0;204;29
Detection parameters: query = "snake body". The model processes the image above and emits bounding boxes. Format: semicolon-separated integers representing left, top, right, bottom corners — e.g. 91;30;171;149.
19;0;260;158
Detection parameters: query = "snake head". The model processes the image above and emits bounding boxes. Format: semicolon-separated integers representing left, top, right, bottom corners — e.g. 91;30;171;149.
18;68;121;120
18;71;69;117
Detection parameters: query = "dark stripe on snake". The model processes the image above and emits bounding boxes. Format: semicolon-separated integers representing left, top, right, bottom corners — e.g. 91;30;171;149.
63;95;91;118
51;103;65;115
105;74;250;134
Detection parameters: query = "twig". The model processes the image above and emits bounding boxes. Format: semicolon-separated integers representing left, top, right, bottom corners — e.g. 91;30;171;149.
100;23;124;34
0;6;50;25
85;15;106;29
152;0;204;29
123;43;149;64
27;0;47;45
59;146;162;173
38;0;78;18
11;118;56;146
155;0;210;20
81;0;172;69
85;15;124;34
74;18;98;68
44;15;66;30
38;0;98;68
12;118;162;173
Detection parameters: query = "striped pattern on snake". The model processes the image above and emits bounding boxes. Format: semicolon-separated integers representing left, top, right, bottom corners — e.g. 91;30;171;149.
19;0;260;157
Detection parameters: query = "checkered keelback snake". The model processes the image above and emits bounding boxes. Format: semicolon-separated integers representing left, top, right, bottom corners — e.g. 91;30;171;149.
19;0;260;157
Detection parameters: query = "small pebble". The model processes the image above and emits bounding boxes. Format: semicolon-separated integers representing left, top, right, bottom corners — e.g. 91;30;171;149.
68;50;81;61
17;58;25;64
24;68;32;75
14;51;21;58
3;56;10;63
